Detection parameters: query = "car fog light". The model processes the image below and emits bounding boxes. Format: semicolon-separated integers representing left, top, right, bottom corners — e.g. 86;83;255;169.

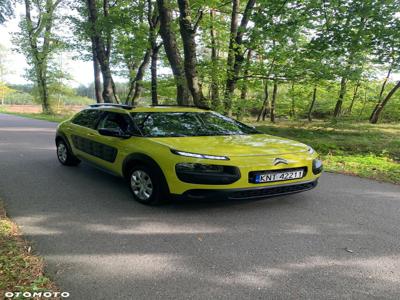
312;159;323;174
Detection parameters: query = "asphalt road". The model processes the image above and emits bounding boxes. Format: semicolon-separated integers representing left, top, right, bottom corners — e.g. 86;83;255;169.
1;113;400;300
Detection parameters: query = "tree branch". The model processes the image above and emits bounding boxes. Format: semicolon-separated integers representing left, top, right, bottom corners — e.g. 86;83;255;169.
32;0;42;33
193;9;203;32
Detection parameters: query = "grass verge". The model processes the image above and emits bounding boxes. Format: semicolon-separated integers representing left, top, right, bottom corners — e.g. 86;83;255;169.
0;107;71;123
254;120;400;184
0;200;59;299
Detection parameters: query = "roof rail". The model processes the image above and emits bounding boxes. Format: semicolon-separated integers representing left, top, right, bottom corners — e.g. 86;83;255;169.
89;103;134;110
151;104;211;110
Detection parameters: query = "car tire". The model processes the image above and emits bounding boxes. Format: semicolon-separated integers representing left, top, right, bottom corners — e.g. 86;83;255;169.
128;164;168;205
56;139;81;166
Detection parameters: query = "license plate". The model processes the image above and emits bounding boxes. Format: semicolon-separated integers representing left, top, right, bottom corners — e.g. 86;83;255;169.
255;170;304;183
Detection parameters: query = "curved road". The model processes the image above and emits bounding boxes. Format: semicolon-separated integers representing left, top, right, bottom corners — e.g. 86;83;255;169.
0;113;400;299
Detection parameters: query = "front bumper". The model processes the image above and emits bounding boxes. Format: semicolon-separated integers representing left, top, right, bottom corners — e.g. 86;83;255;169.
173;179;318;200
162;151;322;195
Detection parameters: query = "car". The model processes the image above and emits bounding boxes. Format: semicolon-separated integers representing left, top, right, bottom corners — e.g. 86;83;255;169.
55;104;323;205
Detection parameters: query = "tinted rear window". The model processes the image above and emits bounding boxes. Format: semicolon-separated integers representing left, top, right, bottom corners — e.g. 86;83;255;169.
72;109;102;129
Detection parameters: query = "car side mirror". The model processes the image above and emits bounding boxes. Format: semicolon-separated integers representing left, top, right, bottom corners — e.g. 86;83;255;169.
98;128;131;139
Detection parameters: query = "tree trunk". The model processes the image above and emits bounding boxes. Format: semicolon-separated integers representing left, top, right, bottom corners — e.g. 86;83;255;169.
369;65;393;121
290;82;295;118
86;0;117;103
308;86;317;122
36;68;51;114
157;0;189;105
333;76;347;117
91;40;103;103
224;0;239;115
101;68;114;103
132;49;151;104
240;49;252;101
125;63;137;104
370;80;400;124
333;15;366;117
257;80;269;122
177;0;207;107
111;78;120;103
125;49;151;105
237;49;252;119
146;0;160;106
262;104;268;121
209;9;219;109
224;0;256;115
23;0;59;114
348;81;360;114
38;15;52;113
151;44;161;106
359;86;368;120
379;64;393;101
270;81;278;123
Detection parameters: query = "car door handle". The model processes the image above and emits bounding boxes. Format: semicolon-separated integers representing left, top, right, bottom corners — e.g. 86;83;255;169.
87;133;95;137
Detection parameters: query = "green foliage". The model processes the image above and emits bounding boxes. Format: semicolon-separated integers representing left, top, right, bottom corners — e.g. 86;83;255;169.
12;0;67;113
255;120;400;183
7;0;399;121
324;154;400;184
0;83;15;99
2;90;93;106
0;0;13;24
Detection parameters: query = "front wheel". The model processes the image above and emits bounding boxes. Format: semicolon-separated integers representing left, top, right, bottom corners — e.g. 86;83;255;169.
128;165;167;205
56;139;80;166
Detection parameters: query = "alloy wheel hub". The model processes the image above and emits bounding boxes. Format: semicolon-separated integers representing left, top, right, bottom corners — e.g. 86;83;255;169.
57;143;67;163
130;170;153;200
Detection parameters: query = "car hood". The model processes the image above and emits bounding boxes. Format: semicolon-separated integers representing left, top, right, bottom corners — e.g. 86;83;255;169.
149;134;310;157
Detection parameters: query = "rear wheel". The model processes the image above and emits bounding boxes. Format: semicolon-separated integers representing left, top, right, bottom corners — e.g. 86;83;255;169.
128;165;167;205
56;139;80;166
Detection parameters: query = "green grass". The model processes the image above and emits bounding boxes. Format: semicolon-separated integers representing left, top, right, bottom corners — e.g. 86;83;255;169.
253;120;400;184
0;107;71;123
0;201;59;299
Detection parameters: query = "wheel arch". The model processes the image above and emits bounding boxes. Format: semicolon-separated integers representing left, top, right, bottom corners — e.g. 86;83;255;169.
55;132;73;153
122;153;170;193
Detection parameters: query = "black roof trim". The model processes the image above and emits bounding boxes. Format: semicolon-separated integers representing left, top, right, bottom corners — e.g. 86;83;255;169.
88;103;211;111
151;104;211;110
89;103;134;110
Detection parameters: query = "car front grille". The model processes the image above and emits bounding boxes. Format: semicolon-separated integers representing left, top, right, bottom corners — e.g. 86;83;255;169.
228;180;317;199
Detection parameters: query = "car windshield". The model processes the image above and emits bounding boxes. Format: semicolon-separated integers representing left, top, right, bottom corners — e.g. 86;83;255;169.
130;112;260;137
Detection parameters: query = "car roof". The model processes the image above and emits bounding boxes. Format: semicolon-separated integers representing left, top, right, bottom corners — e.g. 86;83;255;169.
85;104;210;113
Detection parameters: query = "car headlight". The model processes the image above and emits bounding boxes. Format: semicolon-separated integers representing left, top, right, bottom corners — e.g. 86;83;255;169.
175;163;240;184
312;158;323;175
307;147;315;154
171;149;229;160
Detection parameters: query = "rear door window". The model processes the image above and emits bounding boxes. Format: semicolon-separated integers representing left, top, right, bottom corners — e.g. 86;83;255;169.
71;109;102;129
97;112;135;134
98;112;129;131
